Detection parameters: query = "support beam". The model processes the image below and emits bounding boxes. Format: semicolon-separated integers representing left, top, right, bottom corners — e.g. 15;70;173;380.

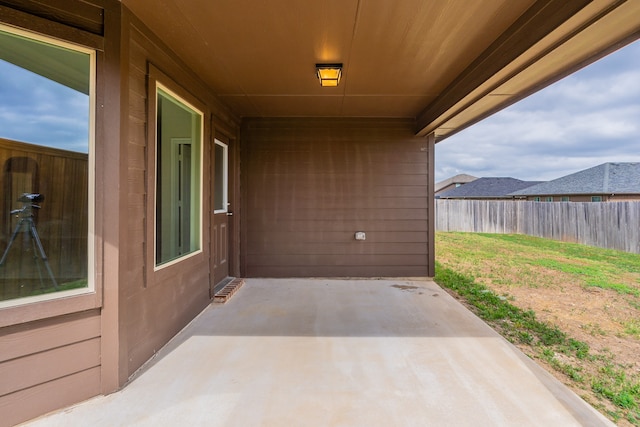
416;0;592;136
434;28;640;143
426;132;435;278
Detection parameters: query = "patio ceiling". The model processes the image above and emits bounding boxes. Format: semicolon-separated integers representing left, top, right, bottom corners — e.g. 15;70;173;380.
122;0;640;139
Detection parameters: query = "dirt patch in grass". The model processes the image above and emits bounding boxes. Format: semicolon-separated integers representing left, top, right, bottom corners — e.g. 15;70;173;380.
436;232;640;426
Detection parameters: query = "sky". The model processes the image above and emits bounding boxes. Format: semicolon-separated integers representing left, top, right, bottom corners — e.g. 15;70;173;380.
0;60;89;153
435;39;640;183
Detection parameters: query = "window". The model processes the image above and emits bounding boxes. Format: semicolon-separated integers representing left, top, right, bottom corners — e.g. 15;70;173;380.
533;197;541;202
545;196;553;202
591;196;602;202
213;140;228;213
0;25;94;307
561;197;570;202
155;85;203;267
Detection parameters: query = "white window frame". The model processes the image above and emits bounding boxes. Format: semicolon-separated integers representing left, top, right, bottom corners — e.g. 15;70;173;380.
0;24;96;309
213;139;228;214
153;83;204;271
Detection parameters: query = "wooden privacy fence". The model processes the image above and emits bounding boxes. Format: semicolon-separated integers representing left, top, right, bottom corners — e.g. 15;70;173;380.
436;199;640;254
0;138;88;300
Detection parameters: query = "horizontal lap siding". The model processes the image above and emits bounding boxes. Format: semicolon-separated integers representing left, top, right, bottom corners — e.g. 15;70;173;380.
0;310;101;426
126;36;147;303
242;118;430;277
121;17;238;376
0;2;105;425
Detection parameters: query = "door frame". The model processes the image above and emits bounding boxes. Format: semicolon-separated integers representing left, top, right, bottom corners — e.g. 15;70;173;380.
210;129;239;293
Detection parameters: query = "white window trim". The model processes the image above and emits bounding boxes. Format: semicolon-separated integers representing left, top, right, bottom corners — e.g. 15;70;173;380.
153;83;204;271
0;25;96;309
213;139;229;214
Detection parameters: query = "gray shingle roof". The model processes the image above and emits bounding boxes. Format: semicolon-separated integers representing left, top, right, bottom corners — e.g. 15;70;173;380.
509;162;640;196
437;177;543;199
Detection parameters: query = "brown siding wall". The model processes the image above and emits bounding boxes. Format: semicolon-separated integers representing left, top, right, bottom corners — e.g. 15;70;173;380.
242;118;431;278
0;310;101;426
608;195;639;202
0;1;243;422
120;11;239;377
0;2;105;425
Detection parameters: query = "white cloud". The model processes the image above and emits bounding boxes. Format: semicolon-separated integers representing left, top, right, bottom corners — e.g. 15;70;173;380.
548;71;640;108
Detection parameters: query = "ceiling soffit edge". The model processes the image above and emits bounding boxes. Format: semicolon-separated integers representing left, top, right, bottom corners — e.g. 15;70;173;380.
434;28;640;143
415;0;592;137
431;1;640;141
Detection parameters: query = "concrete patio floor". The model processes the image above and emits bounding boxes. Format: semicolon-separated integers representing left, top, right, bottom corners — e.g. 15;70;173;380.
24;278;613;426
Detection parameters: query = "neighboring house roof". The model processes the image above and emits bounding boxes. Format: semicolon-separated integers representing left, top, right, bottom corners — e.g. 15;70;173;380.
438;177;543;199
435;174;478;193
510;162;640;197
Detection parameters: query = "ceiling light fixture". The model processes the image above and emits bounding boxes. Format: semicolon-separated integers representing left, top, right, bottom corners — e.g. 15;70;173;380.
316;63;342;87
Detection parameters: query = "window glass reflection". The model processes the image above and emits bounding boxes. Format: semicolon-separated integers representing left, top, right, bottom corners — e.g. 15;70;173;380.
0;27;91;304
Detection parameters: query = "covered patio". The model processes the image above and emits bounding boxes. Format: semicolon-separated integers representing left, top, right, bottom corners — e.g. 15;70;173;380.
24;278;612;426
2;1;639;424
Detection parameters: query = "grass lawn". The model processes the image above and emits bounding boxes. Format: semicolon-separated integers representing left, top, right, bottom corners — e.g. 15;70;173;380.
435;232;640;426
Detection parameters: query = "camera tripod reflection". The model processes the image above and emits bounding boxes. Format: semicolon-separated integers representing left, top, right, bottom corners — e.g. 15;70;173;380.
0;193;58;289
